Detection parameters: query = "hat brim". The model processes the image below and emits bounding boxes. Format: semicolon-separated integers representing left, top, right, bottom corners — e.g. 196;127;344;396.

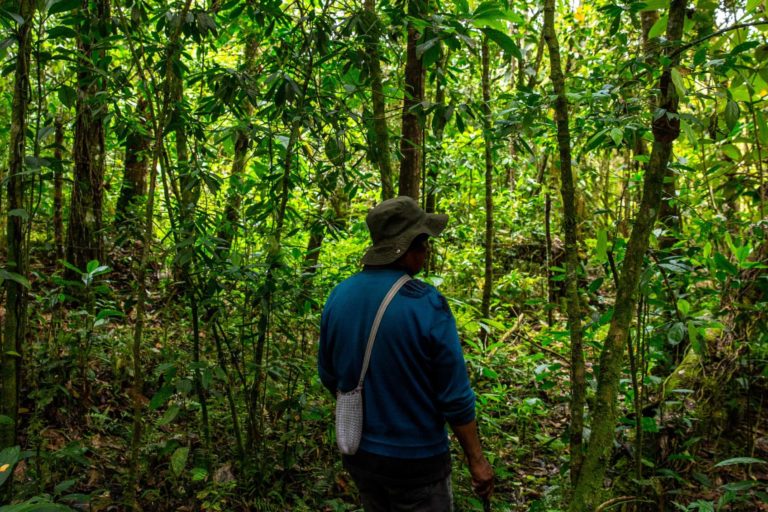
361;213;448;266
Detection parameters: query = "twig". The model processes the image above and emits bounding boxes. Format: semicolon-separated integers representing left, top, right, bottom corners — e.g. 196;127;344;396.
596;496;654;512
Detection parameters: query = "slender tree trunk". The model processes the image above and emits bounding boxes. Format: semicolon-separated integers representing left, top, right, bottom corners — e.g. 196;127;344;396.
362;0;394;200
114;98;150;236
569;2;687;510
54;118;65;263
248;44;314;451
66;0;110;275
641;10;680;251
543;0;586;485
1;0;35;463
398;0;426;200
480;36;494;345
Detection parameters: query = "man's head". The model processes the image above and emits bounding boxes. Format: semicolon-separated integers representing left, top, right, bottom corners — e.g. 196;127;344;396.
362;196;448;274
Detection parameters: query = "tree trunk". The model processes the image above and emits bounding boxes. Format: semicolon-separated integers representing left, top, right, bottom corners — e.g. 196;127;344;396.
54;118;65;263
114;98;150;238
362;0;394;201
398;0;426;201
66;0;110;275
641;10;681;251
569;1;687;510
480;36;494;345
1;0;35;462
543;0;586;485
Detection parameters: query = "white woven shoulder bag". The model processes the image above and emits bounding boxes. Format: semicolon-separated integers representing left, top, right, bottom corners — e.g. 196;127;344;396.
335;274;411;455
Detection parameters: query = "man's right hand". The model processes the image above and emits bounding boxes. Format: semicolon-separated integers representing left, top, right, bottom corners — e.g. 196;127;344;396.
469;456;494;498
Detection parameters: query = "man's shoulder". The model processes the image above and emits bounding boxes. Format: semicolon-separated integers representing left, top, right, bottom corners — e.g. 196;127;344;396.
400;279;451;313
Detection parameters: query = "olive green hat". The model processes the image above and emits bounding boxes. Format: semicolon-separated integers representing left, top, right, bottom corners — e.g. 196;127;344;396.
361;196;448;266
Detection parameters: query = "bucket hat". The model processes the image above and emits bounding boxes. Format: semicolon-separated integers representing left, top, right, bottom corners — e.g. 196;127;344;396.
361;196;448;266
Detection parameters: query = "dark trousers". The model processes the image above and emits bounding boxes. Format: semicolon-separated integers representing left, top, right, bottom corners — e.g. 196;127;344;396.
352;473;453;512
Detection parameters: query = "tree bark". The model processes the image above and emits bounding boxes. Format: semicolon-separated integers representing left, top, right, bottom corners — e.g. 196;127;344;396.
543;0;586;485
66;0;110;275
569;1;687;510
398;0;426;201
114;98;151;237
480;36;494;345
641;10;681;251
362;0;395;201
53;118;65;263
1;0;35;461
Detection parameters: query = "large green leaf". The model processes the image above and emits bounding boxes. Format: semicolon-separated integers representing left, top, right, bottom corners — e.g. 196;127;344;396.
714;457;767;468
170;447;189;477
0;446;20;488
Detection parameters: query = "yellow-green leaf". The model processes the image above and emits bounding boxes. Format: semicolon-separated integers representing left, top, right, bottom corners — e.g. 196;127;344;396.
670;67;686;98
648;14;668;39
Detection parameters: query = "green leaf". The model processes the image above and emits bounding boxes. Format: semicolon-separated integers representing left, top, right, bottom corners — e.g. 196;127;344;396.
8;208;29;220
57;85;76;109
638;0;669;10
756;111;768;145
680;118;697;148
670;67;686;98
95;309;124;321
724;100;740;131
484;28;521;59
415;38;438;60
157;404;180;426
190;467;208;482
0;270;31;289
170;447;189;477
688;321;703;355
648;14;668;38
0;415;13;425
676;298;690;317
47;0;81;15
53;479;76;495
714;457;767;468
609;127;623;146
747;0;762;13
149;386;174;410
0;446;20;488
721;144;741;161
667;322;686;346
641;416;659;433
596;229;608;262
45;26;77;39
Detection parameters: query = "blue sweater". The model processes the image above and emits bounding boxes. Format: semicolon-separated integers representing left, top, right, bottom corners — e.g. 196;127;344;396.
318;268;476;459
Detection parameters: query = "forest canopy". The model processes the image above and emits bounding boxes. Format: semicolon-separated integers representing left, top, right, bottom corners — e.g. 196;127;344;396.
0;0;767;510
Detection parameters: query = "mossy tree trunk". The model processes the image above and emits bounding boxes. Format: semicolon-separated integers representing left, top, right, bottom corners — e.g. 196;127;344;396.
568;1;687;510
66;0;110;275
114;98;151;238
398;0;426;201
361;0;395;201
542;0;586;484
1;0;35;463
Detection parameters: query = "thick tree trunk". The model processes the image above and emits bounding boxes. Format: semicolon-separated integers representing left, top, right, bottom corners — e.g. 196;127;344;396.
569;2;687;510
1;0;35;460
114;99;150;239
398;0;425;200
362;0;394;201
480;36;494;344
66;0;110;275
543;0;586;485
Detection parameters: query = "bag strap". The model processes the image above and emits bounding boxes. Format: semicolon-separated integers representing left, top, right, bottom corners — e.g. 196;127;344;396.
357;274;411;389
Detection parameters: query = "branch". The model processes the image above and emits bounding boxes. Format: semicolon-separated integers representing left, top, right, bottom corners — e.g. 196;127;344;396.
669;21;768;61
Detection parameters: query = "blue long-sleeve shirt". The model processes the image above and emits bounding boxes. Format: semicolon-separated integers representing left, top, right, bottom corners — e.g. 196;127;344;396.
318;268;476;459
